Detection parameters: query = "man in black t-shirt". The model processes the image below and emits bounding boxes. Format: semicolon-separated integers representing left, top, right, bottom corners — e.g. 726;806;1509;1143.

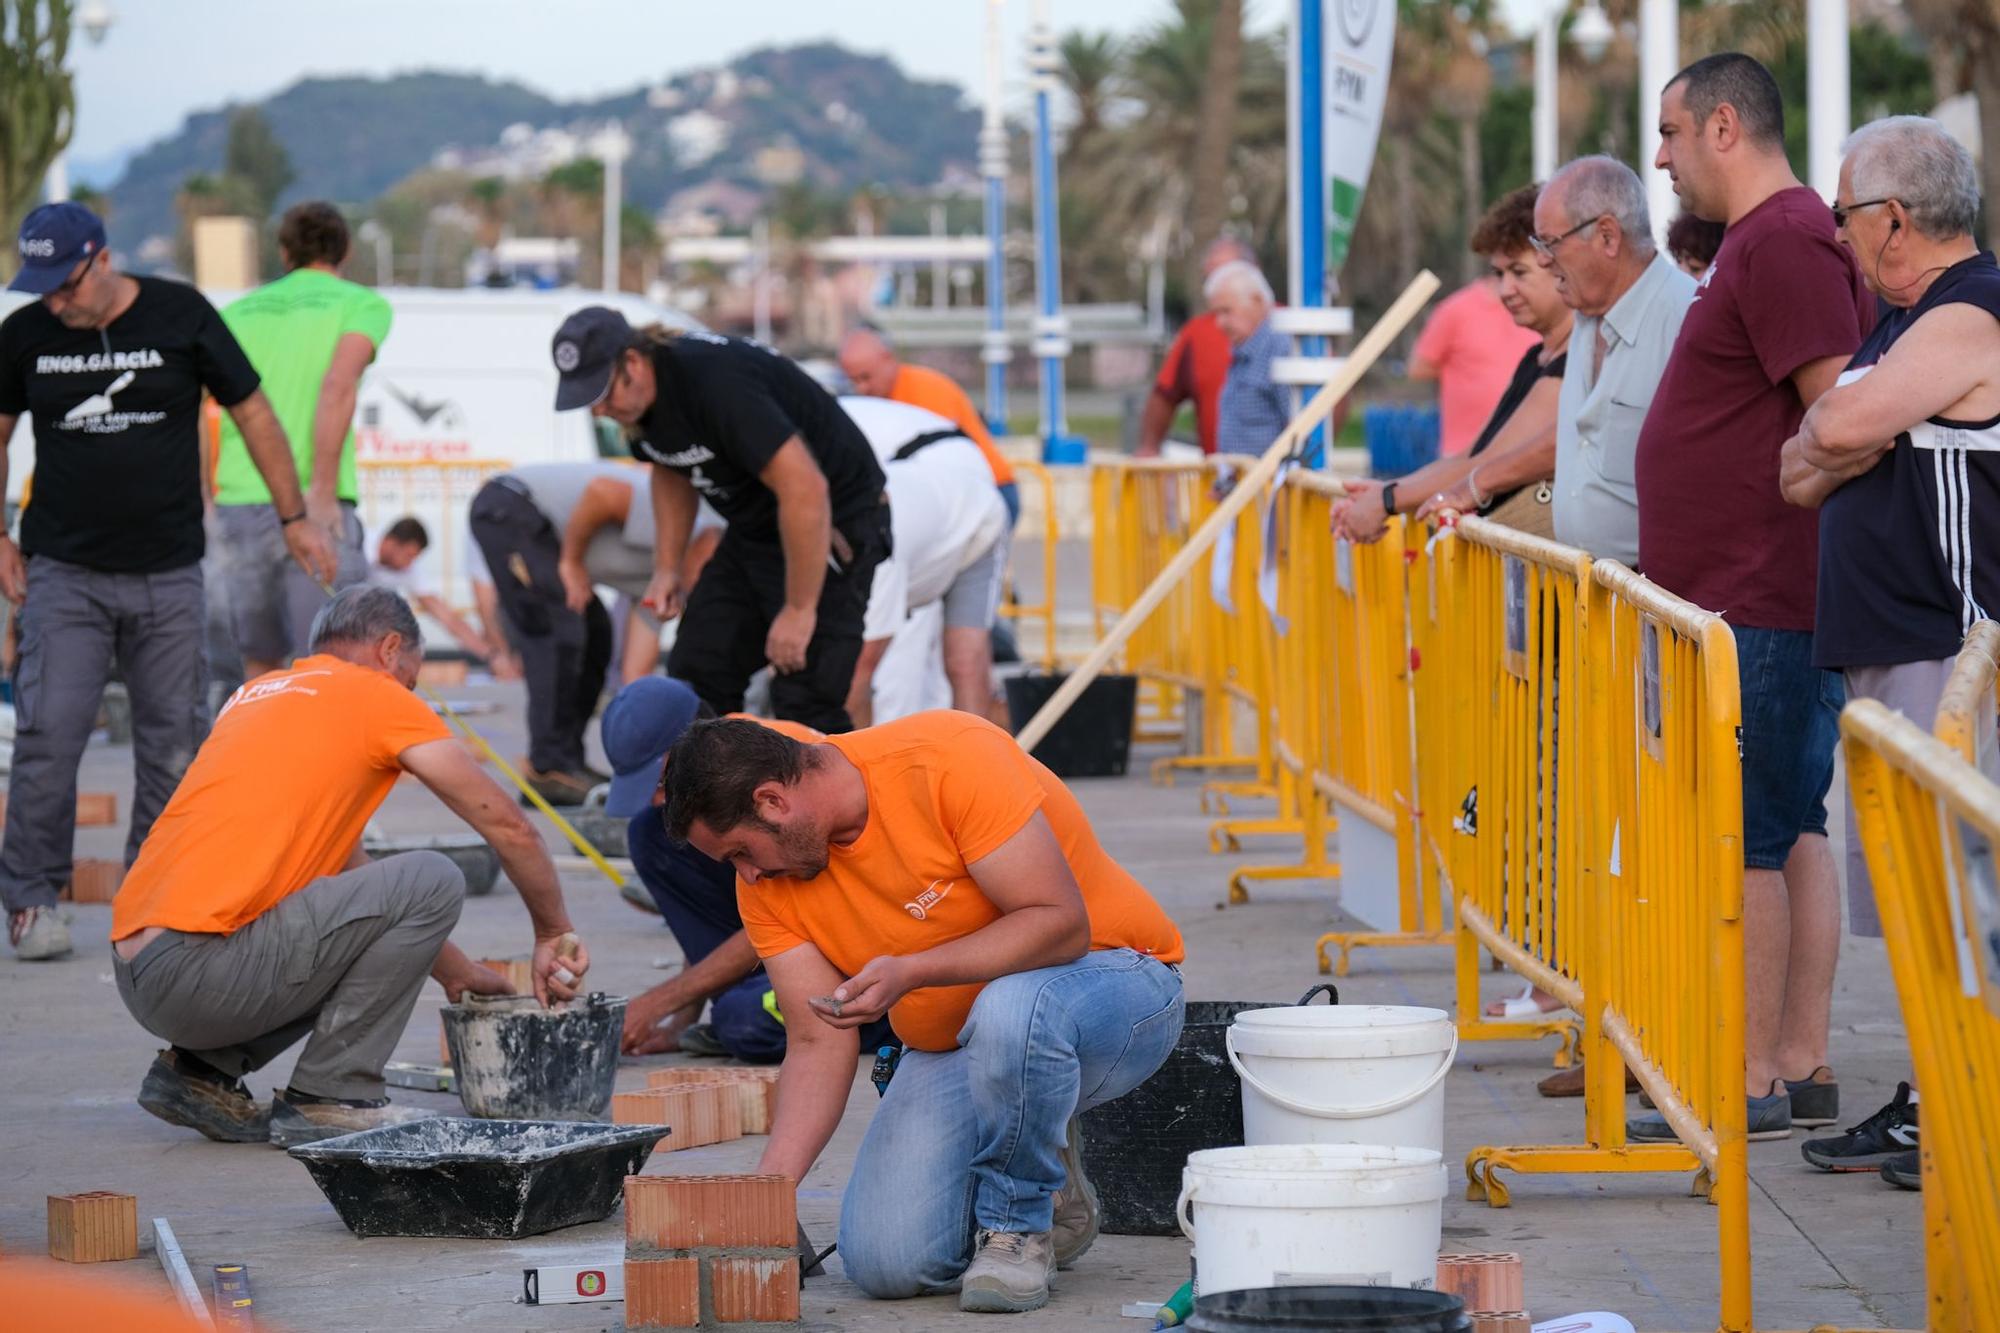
0;203;335;962
550;307;890;733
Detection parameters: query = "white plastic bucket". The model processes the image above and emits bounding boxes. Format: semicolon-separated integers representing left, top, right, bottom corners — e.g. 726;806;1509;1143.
1176;1144;1447;1294
1227;1002;1456;1154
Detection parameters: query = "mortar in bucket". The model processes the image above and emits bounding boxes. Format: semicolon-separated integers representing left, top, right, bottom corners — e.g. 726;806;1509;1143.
1227;986;1455;1155
442;992;625;1121
1177;1144;1448;1295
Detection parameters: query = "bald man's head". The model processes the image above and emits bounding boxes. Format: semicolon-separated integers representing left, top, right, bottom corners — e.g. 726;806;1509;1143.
838;329;901;398
1201;236;1256;277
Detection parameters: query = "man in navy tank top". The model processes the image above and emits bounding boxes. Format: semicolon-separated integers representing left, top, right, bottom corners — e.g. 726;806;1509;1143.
1780;114;2000;1189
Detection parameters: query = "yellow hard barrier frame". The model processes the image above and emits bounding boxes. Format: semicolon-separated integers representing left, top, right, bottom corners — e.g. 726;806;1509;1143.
355;456;512;613
1434;520;1750;1331
996;458;1061;672
1843;621;2000;1331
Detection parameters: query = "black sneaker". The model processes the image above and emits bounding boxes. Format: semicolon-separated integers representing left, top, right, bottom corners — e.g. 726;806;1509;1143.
1801;1083;1918;1172
138;1048;270;1143
1880;1149;1922;1190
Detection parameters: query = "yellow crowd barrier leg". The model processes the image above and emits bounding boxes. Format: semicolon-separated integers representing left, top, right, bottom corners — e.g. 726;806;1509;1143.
1463;1143;1703;1209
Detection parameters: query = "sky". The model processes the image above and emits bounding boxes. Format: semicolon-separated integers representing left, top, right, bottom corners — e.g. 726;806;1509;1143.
62;0;1542;177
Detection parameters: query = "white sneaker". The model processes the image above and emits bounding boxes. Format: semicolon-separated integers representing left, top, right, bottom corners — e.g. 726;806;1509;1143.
10;906;72;961
959;1229;1053;1314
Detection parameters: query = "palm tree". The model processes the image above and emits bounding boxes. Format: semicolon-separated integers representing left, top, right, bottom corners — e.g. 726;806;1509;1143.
1902;0;2000;248
1187;0;1244;290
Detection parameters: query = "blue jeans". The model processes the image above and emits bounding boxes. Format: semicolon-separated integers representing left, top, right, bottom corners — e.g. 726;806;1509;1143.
1734;626;1843;871
837;948;1184;1298
627;812;788;1062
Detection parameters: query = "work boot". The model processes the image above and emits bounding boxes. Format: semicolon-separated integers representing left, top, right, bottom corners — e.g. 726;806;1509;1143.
518;764;596;808
678;1022;729;1057
9;905;72;961
137;1049;270;1143
268;1090;438;1147
959;1229;1054;1314
1050;1115;1100;1270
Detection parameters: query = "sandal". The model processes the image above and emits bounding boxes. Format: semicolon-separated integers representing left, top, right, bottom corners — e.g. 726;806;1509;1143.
1484;982;1564;1019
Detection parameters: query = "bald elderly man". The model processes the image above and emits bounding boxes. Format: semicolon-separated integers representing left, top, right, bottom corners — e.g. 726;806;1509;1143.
836;329;1018;524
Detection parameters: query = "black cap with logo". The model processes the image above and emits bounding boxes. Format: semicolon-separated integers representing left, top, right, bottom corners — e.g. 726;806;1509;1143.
551;305;637;411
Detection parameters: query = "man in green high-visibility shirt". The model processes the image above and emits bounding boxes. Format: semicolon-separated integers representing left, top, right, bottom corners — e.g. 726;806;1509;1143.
213;201;392;677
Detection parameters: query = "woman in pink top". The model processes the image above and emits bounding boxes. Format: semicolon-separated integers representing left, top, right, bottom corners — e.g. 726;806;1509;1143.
1409;273;1541;456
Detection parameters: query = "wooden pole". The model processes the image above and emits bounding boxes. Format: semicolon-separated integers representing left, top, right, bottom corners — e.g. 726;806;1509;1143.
1015;269;1441;753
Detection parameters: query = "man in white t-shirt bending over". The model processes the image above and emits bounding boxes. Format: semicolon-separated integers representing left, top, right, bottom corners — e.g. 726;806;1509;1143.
838;396;1009;726
368;516;517;678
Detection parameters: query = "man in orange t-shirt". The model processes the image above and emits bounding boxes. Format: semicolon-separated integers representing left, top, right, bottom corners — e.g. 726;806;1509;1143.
664;711;1185;1316
836;329;1020;524
110;586;590;1148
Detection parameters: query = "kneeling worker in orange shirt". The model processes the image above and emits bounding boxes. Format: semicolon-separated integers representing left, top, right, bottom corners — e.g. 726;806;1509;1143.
663;711;1185;1315
110;586;590;1147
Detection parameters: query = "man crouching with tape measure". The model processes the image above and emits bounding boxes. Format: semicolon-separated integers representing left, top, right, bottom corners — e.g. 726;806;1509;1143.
661;710;1185;1314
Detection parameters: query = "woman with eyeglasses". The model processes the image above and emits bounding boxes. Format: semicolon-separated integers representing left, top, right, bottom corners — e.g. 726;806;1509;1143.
1333;183;1574;542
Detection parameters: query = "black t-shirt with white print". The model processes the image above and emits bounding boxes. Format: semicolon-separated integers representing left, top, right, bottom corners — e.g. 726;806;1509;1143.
630;331;886;542
0;276;261;572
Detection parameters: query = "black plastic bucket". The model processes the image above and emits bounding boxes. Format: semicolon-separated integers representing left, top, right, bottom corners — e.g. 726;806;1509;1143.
1079;999;1279;1235
1186;1286;1470;1332
442;993;625;1121
1004;672;1138;778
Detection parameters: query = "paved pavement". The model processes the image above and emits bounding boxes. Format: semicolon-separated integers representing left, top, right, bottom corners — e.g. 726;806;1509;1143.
0;685;1922;1330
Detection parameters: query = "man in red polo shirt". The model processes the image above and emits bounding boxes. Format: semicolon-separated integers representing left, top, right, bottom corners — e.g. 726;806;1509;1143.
1135;238;1256;456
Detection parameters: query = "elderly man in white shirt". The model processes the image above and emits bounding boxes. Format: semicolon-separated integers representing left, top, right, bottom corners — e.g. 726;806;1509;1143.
1532;155;1696;565
837;396;1010;726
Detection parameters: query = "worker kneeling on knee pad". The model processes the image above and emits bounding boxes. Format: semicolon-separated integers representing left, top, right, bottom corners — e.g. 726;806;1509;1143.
109;586;590;1148
662;711;1187;1316
606;676;893;1062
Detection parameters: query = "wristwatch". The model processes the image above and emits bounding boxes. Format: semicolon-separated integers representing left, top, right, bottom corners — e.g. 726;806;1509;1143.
1380;482;1398;515
278;511;308;526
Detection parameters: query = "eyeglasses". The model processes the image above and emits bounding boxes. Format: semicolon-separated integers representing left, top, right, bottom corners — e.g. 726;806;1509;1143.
1830;197;1894;229
45;254;94;303
1529;214;1606;259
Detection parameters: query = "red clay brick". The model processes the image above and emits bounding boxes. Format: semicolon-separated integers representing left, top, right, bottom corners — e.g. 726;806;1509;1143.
625;1174;797;1251
473;957;535;994
47;1192;138;1263
644;1069;772;1135
1469;1315;1530;1333
709;1254;800;1323
74;793;117;827
61;859;123;904
1436;1253;1524;1314
616;1085;739;1151
624;1256;700;1328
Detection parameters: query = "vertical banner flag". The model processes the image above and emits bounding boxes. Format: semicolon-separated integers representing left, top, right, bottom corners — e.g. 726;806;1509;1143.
1323;0;1396;271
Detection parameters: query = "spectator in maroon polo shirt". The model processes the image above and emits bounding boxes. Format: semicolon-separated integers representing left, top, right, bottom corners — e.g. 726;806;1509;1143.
1627;52;1874;1146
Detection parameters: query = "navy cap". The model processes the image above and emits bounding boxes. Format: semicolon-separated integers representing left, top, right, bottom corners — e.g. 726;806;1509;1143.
552;305;636;411
9;202;107;295
601;676;703;818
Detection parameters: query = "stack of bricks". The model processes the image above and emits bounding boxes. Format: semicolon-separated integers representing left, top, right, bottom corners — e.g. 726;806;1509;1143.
60;859;123;904
47;1192;139;1263
626;1174;799;1328
614;1081;744;1152
646;1067;780;1135
1436;1252;1527;1332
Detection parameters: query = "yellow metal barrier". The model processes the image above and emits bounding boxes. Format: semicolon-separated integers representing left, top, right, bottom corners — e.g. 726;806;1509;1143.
1431;519;1750;1330
1843;624;2000;1330
996;458;1061;671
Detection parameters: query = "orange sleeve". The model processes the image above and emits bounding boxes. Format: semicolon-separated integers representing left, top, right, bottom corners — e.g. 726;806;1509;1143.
375;676;456;768
737;880;808;960
936;720;1044;865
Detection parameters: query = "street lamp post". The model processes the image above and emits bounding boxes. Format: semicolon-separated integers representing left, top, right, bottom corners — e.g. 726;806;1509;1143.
1027;0;1084;463
45;1;116;204
980;0;1011;435
1806;0;1850;197
1637;0;1678;241
1532;2;1561;181
597;122;630;295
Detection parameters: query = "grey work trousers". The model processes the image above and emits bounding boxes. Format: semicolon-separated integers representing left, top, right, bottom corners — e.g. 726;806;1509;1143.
113;851;464;1101
0;557;206;914
211;501;368;667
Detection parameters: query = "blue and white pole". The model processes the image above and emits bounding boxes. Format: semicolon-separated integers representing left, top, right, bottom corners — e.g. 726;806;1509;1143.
1028;0;1085;464
981;0;1012;436
1287;0;1328;465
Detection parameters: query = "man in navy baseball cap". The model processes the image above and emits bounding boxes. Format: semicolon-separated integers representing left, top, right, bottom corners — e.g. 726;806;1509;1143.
9;201;108;295
550;306;635;412
601;675;704;818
